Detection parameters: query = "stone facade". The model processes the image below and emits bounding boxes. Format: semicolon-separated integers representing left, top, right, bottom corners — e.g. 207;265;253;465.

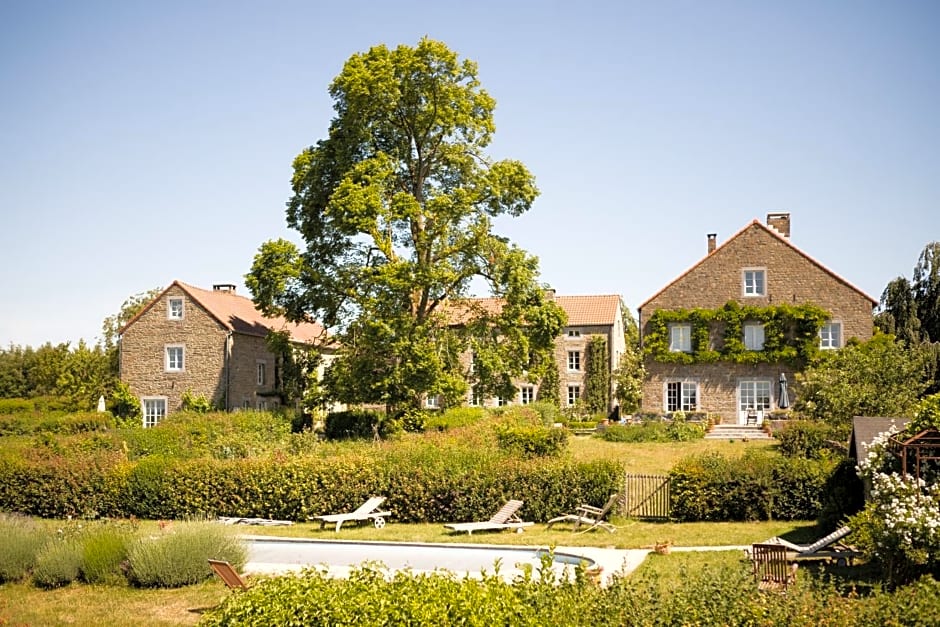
638;214;876;424
120;281;326;425
462;296;625;412
120;283;230;414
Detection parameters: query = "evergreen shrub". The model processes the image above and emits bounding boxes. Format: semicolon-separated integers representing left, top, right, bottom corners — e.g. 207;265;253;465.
776;420;840;458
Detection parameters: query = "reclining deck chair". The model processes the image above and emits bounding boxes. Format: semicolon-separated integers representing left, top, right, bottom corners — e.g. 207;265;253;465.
444;499;534;535
208;559;250;591
546;493;620;533
310;496;392;532
760;525;860;566
749;544;798;592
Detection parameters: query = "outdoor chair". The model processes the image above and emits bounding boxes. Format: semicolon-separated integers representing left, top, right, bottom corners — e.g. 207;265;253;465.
310;496;392;532
546;493;620;534
444;499;534;535
749;543;798;592
208;559;250;591
759;525;860;566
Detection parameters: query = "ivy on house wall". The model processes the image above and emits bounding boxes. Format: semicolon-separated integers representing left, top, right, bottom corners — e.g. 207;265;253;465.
583;336;610;413
644;301;830;367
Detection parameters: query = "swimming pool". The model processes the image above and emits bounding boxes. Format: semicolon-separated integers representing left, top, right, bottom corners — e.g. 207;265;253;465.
244;538;614;584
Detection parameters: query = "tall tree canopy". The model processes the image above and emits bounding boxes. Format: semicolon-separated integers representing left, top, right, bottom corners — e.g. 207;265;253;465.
913;241;940;343
247;39;565;411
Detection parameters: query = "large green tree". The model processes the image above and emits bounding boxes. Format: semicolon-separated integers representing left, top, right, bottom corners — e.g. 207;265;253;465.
247;39;565;411
793;334;931;429
913;241;940;343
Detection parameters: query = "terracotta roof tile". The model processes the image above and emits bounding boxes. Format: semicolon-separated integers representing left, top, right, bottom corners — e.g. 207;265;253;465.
122;280;326;344
445;294;621;326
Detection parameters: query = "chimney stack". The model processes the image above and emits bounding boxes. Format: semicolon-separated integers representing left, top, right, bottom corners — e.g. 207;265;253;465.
766;212;791;238
213;284;236;294
707;233;717;253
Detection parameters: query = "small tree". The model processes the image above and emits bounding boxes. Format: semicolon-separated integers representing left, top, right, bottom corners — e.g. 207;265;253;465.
536;360;560;407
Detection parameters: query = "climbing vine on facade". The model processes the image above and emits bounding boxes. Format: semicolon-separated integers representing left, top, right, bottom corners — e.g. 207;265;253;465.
644;301;829;366
583;336;610;414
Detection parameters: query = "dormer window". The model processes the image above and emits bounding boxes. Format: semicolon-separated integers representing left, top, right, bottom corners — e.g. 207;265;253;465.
669;324;692;353
744;323;765;350
168;298;184;320
742;269;766;297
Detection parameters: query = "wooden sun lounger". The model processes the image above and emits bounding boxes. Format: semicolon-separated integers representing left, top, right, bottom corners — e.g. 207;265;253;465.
208;559;249;591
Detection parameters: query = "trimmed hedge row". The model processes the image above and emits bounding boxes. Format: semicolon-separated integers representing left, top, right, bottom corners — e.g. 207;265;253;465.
669;450;838;521
0;452;621;524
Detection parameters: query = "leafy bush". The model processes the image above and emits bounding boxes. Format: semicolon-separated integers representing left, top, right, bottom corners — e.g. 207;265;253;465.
110;381;142;424
324;409;400;440
776;420;840;458
180;389;212;413
494;423;568;457
0;398;35;415
80;523;135;584
670;450;835;521
0;513;45;582
423;407;486;431
126;520;247;588
597;418;704;443
32;538;83;588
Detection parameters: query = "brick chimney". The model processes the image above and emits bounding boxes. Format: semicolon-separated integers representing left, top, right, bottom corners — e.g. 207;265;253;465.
707;233;717;254
543;287;556;301
213;284;236;294
766;213;791;238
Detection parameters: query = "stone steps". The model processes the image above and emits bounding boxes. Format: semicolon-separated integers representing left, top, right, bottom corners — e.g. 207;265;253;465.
704;424;774;440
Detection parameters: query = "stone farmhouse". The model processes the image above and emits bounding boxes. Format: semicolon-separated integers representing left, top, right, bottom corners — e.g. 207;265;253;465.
437;293;627;411
637;213;877;424
119;280;330;426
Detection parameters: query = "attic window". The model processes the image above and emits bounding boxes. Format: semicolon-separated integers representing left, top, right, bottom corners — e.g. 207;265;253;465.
742;269;766;297
168;298;184;320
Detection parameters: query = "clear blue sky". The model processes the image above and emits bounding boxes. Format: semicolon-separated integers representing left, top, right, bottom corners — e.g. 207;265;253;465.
2;1;938;348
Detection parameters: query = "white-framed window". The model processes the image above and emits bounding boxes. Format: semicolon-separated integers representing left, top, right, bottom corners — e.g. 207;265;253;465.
743;269;766;297
257;399;267;410
520;386;534;405
425;395;440;409
167;297;184;320
470;386;482;407
567;351;581;371
468;352;476;374
567;329;581;338
665;380;697;412
820;321;842;349
242;400;251;409
257;361;266;386
567;385;580;406
165;344;184;372
669;324;692;353
497;396;507;407
142;397;167;428
744;323;765;351
740;380;772;412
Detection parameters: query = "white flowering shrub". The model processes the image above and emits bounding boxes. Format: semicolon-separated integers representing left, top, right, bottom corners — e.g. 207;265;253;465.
851;411;940;585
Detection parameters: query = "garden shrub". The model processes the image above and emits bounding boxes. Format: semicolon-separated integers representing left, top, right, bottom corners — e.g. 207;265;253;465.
324;409;400;440
423;407;486;431
126;520;247;588
494;423;568;457
0;513;45;582
32;538;83;588
0;397;36;415
776;420;840;458
670;450;833;521
599;418;703;443
80;523;135;584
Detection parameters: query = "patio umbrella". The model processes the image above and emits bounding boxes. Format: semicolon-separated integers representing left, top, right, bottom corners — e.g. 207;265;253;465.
778;373;790;409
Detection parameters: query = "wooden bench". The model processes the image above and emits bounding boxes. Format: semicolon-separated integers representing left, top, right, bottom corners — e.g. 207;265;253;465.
749;543;797;592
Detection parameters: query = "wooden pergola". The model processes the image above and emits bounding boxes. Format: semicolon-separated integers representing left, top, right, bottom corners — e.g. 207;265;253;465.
891;428;940;483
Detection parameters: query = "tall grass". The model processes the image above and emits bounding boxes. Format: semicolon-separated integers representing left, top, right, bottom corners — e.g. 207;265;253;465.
32;538;83;588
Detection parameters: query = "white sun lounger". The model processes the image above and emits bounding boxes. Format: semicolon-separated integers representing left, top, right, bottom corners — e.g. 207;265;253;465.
311;496;392;532
444;499;534;535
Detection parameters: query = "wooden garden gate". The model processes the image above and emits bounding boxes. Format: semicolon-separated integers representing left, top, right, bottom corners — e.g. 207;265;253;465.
623;473;670;520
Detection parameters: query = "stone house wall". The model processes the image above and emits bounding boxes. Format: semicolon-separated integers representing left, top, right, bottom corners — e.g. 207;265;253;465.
120;284;228;413
638;220;875;422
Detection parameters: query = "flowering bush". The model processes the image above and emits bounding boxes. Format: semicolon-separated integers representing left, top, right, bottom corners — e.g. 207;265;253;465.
851;405;940;585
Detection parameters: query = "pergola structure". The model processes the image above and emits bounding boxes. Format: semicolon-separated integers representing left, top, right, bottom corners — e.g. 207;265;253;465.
892;428;940;484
